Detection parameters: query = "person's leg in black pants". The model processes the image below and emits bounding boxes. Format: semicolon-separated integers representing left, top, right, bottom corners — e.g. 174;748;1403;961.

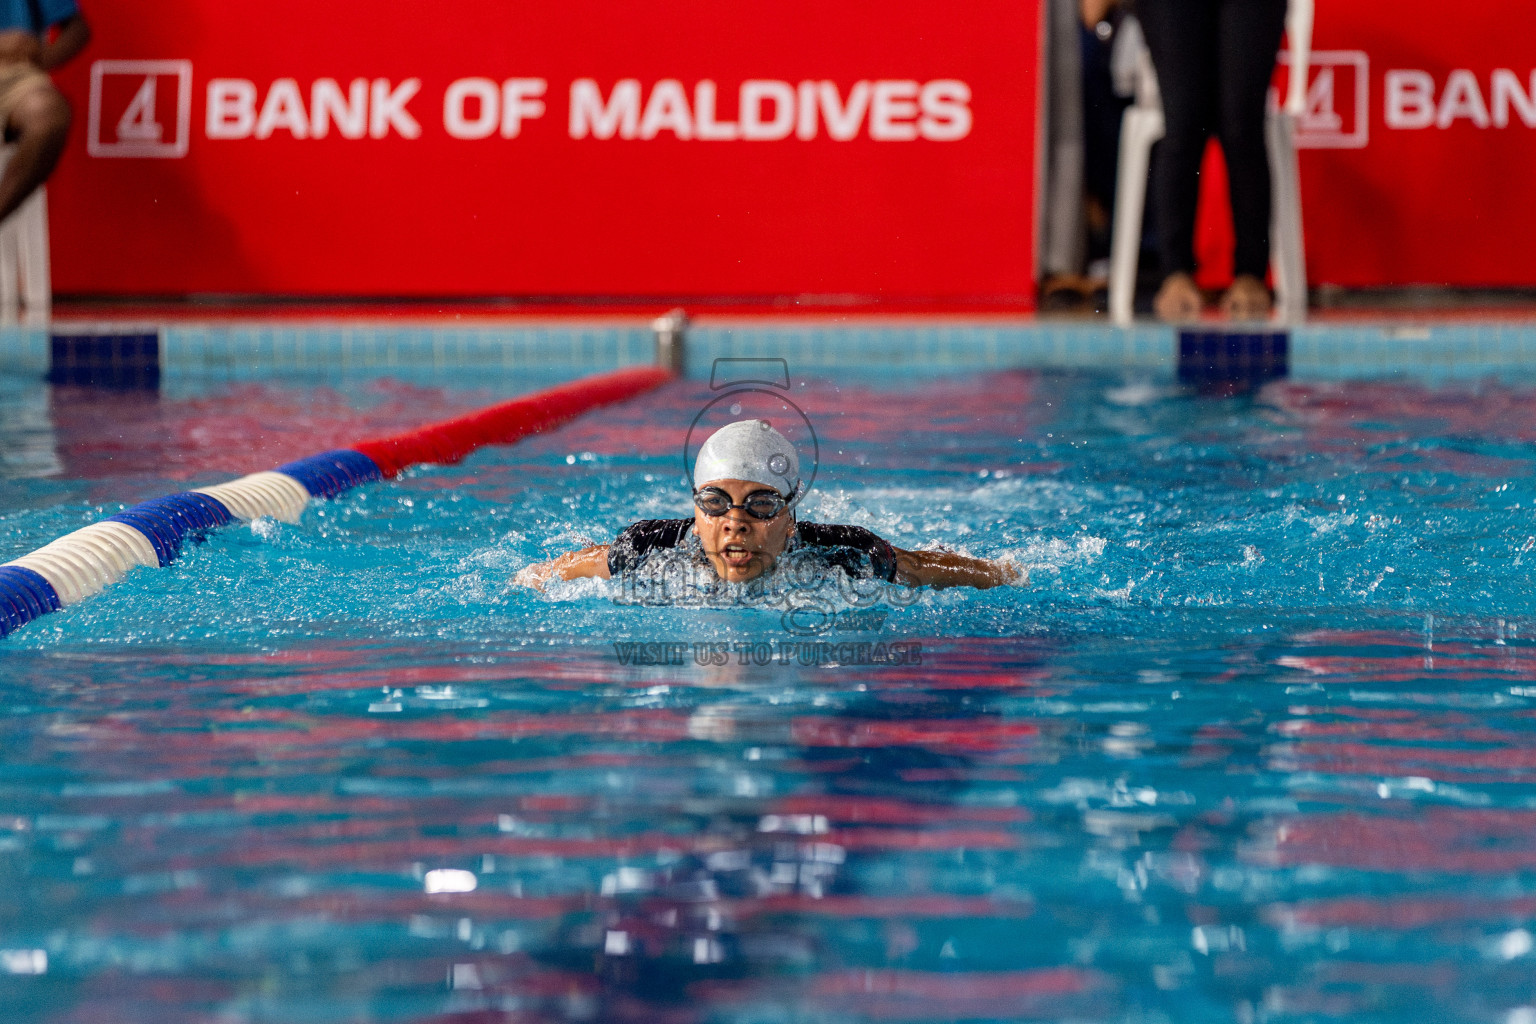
1216;0;1287;316
1139;0;1218;319
1139;0;1286;320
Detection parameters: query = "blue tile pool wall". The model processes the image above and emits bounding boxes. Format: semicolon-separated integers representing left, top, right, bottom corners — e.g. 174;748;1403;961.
159;324;658;378
2;323;1180;380
0;324;654;379
697;322;1536;380
1288;323;1536;380
47;332;161;390
0;326;49;374
687;323;1175;373
9;321;1536;381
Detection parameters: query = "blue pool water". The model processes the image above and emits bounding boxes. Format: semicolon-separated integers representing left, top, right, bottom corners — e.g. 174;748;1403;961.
4;356;1536;1023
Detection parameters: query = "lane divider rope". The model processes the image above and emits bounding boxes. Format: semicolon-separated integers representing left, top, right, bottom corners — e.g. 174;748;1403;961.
1;365;671;637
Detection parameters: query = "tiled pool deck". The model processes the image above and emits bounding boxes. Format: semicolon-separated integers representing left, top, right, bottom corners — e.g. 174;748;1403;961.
5;318;1536;381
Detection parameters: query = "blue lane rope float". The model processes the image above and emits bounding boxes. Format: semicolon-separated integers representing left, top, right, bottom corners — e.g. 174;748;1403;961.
0;366;672;638
0;566;61;634
276;450;384;500
106;493;236;567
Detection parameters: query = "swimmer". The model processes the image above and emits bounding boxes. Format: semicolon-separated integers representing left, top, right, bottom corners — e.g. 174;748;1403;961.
518;419;1022;591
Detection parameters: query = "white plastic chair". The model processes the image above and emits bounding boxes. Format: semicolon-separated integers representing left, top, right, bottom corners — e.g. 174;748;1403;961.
1268;0;1312;323
0;146;51;324
1108;0;1313;325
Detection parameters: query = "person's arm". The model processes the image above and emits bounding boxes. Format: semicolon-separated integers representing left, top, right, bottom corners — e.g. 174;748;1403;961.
515;544;612;591
38;13;89;71
893;548;1025;590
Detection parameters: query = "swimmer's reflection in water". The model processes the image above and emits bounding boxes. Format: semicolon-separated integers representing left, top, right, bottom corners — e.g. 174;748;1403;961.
520;670;1013;1021
519;419;1023;593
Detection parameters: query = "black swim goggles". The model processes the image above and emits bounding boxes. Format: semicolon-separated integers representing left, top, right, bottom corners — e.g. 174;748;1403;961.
692;486;790;520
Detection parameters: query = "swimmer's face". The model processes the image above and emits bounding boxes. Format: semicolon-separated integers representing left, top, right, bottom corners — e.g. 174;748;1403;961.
693;478;795;583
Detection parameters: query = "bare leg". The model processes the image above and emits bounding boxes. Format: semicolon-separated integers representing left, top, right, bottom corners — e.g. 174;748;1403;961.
0;85;70;225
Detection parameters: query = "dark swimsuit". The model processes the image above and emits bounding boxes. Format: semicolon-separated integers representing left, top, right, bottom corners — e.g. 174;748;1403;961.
607;519;899;582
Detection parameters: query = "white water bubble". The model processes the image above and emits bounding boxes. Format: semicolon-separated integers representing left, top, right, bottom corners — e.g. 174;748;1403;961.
423;869;477;894
1498;929;1533;961
0;950;46;974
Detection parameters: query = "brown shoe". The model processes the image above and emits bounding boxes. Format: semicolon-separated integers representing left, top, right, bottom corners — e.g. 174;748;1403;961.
1040;273;1089;311
1153;272;1203;322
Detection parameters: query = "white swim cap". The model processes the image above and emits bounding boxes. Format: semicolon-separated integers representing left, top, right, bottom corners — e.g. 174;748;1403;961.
693;419;801;497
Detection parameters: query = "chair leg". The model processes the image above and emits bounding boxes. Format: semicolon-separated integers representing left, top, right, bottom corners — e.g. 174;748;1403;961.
0;214;18;323
0;147;14;322
18;185;50;323
1109;107;1164;326
1267;110;1307;324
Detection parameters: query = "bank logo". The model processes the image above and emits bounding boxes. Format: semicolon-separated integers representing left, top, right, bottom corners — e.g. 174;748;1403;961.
87;60;193;158
1277;50;1370;149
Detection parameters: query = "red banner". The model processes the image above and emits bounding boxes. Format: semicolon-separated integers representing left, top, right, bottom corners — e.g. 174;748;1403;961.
1285;0;1536;287
46;1;1040;304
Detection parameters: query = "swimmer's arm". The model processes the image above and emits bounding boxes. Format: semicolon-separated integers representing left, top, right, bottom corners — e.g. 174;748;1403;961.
892;548;1025;590
515;545;612;591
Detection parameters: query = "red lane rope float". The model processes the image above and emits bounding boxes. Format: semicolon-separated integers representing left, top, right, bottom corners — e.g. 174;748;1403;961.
354;366;673;477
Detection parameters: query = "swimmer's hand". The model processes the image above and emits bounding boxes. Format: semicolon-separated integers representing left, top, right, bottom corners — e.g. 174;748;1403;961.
894;548;1026;590
996;559;1027;587
515;545;612;591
